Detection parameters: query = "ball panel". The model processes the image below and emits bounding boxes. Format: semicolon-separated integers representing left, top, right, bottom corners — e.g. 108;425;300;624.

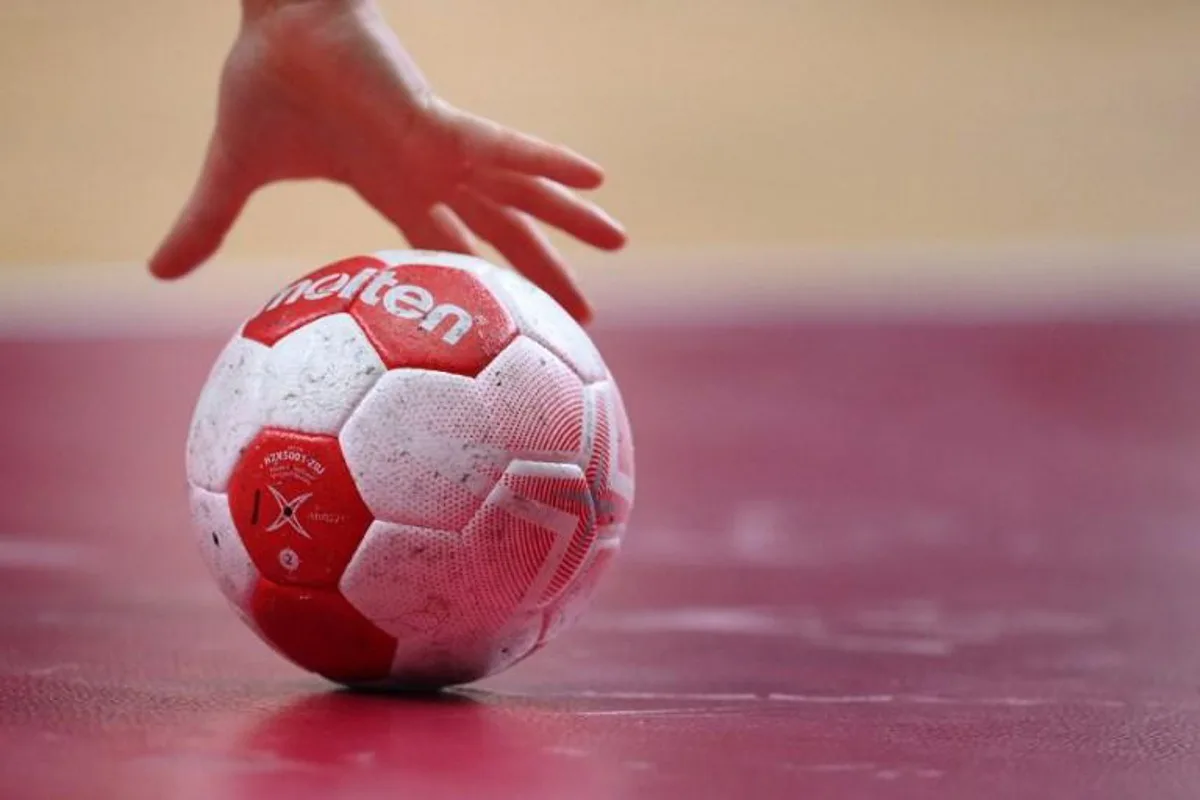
496;461;596;607
258;313;385;435
475;336;585;458
539;538;621;646
228;430;375;589
340;522;466;640
341;460;592;684
460;500;563;629
188;485;260;611
249;579;397;684
349;262;517;377
340;370;510;530
583;382;635;528
242;256;384;347
344;496;564;641
186;333;268;492
341;338;586;529
610;380;636;482
486;266;607;384
388;614;542;689
340;521;542;686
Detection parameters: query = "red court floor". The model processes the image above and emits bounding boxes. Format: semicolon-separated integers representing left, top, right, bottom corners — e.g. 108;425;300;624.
4;314;1200;799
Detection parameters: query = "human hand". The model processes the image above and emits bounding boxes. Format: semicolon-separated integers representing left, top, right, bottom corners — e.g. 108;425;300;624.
150;0;625;323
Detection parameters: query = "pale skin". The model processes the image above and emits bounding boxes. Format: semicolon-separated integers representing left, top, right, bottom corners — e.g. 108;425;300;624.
148;0;626;324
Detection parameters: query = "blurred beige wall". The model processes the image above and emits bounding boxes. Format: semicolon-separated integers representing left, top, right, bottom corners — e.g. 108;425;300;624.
2;1;1199;283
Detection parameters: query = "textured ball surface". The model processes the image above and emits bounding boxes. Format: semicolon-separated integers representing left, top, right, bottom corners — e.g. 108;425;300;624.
186;250;635;689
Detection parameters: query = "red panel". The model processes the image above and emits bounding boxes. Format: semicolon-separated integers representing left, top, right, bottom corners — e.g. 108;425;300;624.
350;262;517;376
229;429;374;588
241;256;385;346
249;580;396;684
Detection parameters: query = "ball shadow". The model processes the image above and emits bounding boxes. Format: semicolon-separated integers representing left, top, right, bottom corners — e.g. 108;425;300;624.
182;682;614;800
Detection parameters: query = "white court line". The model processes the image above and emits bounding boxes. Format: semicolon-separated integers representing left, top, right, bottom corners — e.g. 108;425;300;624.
4;240;1200;337
483;687;1141;710
0;539;99;570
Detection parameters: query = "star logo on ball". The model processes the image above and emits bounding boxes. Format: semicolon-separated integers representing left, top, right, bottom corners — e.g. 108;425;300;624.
265;485;314;539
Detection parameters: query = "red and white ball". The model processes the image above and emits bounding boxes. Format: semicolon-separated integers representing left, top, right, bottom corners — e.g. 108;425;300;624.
186;250;634;689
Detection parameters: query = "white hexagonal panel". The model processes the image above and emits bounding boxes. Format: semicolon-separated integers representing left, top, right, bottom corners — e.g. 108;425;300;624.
339;519;536;683
188;485;260;612
474;336;585;459
486;266;608;385
340;521;472;640
186;332;268;492
339;369;510;531
258;312;385;435
339;336;585;530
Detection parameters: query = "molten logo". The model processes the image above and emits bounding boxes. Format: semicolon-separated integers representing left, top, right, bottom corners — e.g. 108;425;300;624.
262;267;475;346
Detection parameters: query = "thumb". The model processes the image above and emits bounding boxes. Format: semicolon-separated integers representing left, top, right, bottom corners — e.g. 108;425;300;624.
148;142;252;280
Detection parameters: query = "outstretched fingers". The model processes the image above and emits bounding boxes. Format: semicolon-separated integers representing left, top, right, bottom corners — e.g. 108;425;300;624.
449;188;593;325
438;104;606;190
355;176;476;255
474;171;626;251
393;204;476;255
